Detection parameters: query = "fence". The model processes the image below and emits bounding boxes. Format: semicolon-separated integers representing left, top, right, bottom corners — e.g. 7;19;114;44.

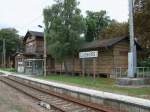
112;67;150;78
136;67;150;78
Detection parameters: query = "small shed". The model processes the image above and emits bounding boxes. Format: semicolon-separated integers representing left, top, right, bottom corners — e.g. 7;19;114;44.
24;59;44;75
15;53;44;75
15;53;25;73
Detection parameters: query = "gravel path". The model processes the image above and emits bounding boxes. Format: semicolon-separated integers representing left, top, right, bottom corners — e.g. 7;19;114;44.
0;81;50;112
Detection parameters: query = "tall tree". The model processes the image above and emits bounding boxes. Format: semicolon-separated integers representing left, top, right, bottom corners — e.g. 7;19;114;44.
0;28;20;66
134;0;150;57
85;10;111;42
100;20;128;39
43;0;86;71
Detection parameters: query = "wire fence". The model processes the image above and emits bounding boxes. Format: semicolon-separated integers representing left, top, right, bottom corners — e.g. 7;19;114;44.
112;67;150;78
136;67;150;78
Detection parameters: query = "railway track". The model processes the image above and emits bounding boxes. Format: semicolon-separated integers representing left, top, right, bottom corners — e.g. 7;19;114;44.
0;76;121;112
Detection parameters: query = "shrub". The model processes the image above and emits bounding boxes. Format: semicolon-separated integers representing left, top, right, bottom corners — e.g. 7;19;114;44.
138;58;150;67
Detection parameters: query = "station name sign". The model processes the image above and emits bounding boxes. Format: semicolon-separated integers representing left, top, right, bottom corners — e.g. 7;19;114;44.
79;51;98;59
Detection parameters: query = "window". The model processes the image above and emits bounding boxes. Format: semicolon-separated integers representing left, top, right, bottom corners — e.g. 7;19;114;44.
26;61;32;67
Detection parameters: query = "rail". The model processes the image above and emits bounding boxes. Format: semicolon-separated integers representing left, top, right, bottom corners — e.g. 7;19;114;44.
0;76;120;112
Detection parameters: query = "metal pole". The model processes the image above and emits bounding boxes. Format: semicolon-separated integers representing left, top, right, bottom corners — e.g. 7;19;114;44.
38;25;47;77
44;31;47;77
129;0;134;53
128;0;136;78
3;39;6;68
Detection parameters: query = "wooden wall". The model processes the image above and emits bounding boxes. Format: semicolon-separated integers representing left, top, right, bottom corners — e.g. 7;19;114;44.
52;48;114;75
46;56;55;72
113;39;129;68
52;58;81;74
25;36;43;55
96;48;114;74
35;37;44;54
47;39;130;76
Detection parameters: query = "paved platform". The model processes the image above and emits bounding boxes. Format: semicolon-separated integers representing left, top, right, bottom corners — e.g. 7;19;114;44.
116;78;150;86
0;70;150;111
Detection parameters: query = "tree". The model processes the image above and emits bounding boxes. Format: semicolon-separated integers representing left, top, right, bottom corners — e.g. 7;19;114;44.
43;0;86;72
100;20;128;39
85;10;111;42
0;28;20;67
134;0;150;57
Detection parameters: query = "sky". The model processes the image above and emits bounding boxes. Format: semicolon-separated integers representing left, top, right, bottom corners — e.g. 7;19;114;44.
0;0;129;35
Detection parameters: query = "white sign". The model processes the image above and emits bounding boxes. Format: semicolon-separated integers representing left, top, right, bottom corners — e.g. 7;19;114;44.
18;62;23;65
79;51;98;59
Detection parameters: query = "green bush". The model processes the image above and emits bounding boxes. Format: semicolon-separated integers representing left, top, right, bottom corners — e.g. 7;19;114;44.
138;58;150;67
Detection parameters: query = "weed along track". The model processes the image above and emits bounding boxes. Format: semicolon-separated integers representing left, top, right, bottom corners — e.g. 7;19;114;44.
0;76;121;112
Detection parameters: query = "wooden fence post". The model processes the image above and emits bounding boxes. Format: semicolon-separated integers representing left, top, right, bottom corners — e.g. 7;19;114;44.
82;59;85;77
93;58;96;79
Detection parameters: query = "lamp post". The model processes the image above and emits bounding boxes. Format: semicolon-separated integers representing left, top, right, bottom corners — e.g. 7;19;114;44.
128;0;137;78
38;25;47;77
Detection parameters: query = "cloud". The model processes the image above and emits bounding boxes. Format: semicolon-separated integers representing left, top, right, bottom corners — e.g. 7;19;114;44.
0;0;129;35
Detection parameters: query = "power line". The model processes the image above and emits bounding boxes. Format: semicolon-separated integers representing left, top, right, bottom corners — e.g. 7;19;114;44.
16;15;43;29
15;0;52;30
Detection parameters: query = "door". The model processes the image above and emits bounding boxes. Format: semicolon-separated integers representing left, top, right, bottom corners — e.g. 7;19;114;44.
17;61;24;73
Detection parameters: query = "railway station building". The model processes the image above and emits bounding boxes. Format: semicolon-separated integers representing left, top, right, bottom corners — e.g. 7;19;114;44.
15;31;141;77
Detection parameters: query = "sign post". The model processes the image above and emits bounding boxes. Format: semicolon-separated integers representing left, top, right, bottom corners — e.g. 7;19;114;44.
82;59;85;77
79;51;98;79
93;58;96;79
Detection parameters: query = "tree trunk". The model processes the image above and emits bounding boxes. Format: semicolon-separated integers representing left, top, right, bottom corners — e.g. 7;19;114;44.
64;60;68;75
72;57;75;76
60;62;62;75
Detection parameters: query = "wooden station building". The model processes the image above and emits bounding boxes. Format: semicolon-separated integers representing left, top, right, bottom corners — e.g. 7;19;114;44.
15;31;45;75
15;31;141;77
54;36;141;77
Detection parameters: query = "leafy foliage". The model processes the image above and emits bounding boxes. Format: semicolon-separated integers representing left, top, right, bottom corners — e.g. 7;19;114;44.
85;10;111;42
100;20;128;39
138;58;150;67
0;28;20;56
134;0;150;57
43;0;86;62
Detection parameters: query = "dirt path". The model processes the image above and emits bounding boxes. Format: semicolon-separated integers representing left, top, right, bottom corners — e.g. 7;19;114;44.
0;81;50;112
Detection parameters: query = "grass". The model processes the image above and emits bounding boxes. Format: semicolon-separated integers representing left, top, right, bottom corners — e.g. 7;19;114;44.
37;74;150;98
0;68;16;72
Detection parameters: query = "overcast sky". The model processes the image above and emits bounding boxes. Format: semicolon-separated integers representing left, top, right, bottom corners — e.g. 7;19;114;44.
0;0;129;35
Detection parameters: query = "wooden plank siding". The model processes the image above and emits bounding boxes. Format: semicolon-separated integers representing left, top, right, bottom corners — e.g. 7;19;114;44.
49;39;130;77
35;38;44;54
25;36;36;54
25;36;44;55
113;39;129;68
96;48;114;74
16;32;140;77
46;56;55;72
51;48;114;76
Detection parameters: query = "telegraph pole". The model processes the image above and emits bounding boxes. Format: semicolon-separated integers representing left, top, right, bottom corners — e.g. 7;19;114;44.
3;39;6;68
38;25;47;77
43;30;47;77
128;0;136;78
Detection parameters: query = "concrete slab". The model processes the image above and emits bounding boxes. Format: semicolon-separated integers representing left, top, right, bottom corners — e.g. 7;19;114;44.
116;78;150;86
